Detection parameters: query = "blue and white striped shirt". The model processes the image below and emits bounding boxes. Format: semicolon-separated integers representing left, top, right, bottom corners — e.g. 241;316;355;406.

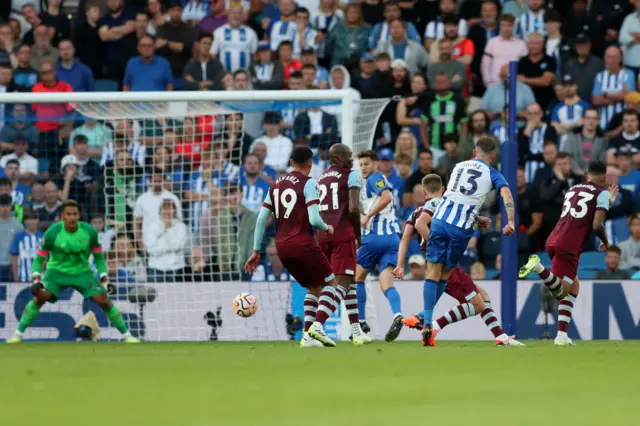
551;99;591;149
515;10;546;40
9;231;43;282
491;124;509;145
269;20;297;52
212;24;258;71
592;68;636;129
369;21;420;50
100;141;146;168
424;19;468;40
361;172;401;236
524;124;549;183
187;163;240;231
240;172;270;213
433;159;508;231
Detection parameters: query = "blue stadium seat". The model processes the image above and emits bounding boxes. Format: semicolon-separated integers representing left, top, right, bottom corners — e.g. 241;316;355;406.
537;252;552;268
578;269;596;280
485;269;499;279
579;252;605;270
95;79;119;92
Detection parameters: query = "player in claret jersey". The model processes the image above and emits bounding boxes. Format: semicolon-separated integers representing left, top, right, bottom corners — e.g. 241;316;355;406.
316;144;372;345
519;161;616;346
246;146;339;347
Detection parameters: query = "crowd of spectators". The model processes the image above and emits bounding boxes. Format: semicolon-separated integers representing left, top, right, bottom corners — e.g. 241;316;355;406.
1;0;640;283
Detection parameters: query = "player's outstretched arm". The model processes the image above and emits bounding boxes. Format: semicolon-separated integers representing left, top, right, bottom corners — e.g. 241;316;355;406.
348;187;362;246
394;225;413;279
414;211;432;242
307;203;330;233
593;210;610;251
246;206;272;273
499;186;515;236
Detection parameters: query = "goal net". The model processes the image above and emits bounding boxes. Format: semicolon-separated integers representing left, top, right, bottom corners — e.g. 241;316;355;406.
0;90;389;342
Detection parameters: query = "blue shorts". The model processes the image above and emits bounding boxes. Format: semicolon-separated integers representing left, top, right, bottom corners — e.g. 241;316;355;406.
357;234;400;272
426;219;473;270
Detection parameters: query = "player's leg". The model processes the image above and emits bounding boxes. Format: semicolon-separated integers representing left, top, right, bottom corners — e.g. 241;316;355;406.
356;240;376;332
519;250;572;300
300;285;323;348
378;237;404;342
306;247;339;346
556;277;579;346
87;282;139;343
473;286;517;345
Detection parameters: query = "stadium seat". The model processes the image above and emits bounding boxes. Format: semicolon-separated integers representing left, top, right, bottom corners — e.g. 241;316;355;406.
485;269;499;279
578;269;596;280
579;252;606;270
95;79;119;92
537;252;552;268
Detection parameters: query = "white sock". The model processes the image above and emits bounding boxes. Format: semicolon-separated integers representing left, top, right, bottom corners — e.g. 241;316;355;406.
496;333;509;341
557;330;568;339
312;321;323;329
533;262;544;274
14;330;23;337
122;331;132;339
393;312;403;319
432;320;441;332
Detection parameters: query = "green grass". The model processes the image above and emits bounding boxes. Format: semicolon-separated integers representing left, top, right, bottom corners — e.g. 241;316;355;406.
1;341;638;426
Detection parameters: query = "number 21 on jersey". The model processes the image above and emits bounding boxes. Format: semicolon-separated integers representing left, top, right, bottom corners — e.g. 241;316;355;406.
318;183;338;211
561;190;594;219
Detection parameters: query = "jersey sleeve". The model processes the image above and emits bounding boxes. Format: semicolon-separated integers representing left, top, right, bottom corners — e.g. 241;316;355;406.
37;224;60;256
262;189;274;211
85;223;103;253
423;198;440;216
304;178;320;206
596;190;611;211
348;170;362;189
366;173;390;196
489;167;508;192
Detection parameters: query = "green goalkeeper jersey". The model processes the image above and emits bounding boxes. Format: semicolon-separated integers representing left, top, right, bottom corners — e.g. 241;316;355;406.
35;221;103;275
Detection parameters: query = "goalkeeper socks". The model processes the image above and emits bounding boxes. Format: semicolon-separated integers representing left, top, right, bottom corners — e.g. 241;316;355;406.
422;279;437;325
344;284;360;325
356;281;366;320
383;286;402;315
315;285;337;325
17;300;41;333
104;304;128;334
303;294;319;332
480;301;505;339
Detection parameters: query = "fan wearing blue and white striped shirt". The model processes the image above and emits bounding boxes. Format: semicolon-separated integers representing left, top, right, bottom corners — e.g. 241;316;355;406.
425;137;515;294
368;2;420;51
515;0;545;41
551;76;591;143
10;212;43;282
518;102;559;183
293;8;318;58
592;46;636;130
269;0;297;52
212;7;258;71
423;0;468;51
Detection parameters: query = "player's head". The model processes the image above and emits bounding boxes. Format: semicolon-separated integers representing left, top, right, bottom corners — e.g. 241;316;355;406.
357;150;378;178
290;146;314;175
421;173;443;198
587;161;607;186
61;199;80;229
328;143;353;169
473;136;497;162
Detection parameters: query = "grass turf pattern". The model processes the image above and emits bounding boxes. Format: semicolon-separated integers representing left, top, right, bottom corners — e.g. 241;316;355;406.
0;341;638;426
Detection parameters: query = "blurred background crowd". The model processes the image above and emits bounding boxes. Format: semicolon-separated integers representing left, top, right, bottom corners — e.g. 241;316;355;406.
1;0;640;285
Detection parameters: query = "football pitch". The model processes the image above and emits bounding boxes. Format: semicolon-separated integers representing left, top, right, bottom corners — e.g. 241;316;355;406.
0;341;638;426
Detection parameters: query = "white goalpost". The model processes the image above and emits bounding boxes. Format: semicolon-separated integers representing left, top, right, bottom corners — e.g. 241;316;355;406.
0;90;390;342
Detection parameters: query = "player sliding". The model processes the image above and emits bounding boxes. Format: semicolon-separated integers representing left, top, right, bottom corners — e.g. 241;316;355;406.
421;138;516;346
519;161;616;346
245;146;340;347
394;174;523;346
355;150;404;342
316;144;372;345
7;200;139;343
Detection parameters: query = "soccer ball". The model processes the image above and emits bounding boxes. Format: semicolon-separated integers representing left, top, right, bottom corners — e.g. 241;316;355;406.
233;293;258;317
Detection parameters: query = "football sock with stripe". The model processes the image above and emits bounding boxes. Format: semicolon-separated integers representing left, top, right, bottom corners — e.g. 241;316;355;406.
557;294;577;334
422;279;438;324
433;302;476;331
383;286;402;315
480;301;506;339
104;304;128;334
303;294;319;332
17;300;41;333
314;285;337;325
344;284;360;325
537;266;564;299
356;281;367;320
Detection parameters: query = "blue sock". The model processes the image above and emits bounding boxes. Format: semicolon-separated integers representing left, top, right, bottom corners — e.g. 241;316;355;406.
422;279;438;324
436;280;448;302
383;286;402;315
356;281;367;320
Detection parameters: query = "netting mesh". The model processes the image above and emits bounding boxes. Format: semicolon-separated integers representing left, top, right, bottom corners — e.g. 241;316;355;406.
0;96;389;342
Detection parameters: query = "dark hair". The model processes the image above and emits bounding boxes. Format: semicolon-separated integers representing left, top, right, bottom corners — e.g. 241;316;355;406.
233;69;248;78
357;149;378;161
583;107;599;118
0;177;11;187
442;13;459;26
475;137;496;154
544;9;562;23
470;110;490;134
418;148;433;158
628;214;640;227
295;6;309;15
543;140;558;148
244;153;259;163
376;52;391;61
385;0;400;10
291;146;314;165
198;33;213;42
421;174;442;193
58;38;74;47
278;40;293;50
443;133;458;144
290;71;303;79
6;159;20;168
395;153;413;165
73;134;88;144
0;194;12;206
23;209;38;221
606;245;622;255
622;109;640;120
556;152;572;160
160;198;177;216
588;161;607;175
61;199;80;212
302;64;317;72
500;13;515;24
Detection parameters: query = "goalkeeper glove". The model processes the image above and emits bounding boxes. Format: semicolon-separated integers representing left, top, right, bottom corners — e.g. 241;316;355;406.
31;273;44;296
100;274;116;295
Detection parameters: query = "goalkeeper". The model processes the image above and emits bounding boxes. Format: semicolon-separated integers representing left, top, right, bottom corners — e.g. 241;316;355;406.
7;200;139;343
